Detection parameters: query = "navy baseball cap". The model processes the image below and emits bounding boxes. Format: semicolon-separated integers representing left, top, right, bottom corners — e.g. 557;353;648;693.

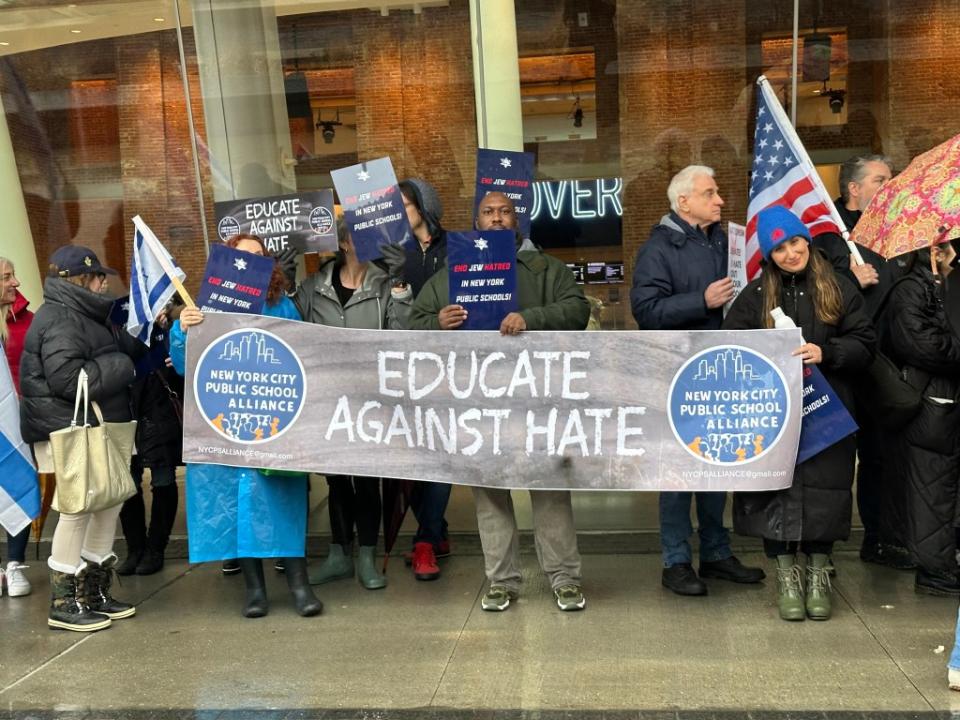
48;245;118;278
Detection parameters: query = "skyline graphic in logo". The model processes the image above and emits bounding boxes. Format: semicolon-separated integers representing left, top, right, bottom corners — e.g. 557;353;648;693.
668;345;789;465
195;329;306;444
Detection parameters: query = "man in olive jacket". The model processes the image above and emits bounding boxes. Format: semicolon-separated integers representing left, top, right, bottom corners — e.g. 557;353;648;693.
408;191;590;612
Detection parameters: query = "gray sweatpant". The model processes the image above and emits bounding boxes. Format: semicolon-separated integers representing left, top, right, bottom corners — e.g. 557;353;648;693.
471;487;582;593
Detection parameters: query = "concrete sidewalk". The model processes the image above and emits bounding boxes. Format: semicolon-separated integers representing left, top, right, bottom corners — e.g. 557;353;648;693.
1;551;958;718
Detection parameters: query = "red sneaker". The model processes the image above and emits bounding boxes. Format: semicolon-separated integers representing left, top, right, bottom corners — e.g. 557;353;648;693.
411;542;440;581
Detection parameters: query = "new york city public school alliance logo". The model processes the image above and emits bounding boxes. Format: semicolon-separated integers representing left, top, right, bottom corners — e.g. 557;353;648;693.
195;329;306;444
667;345;790;465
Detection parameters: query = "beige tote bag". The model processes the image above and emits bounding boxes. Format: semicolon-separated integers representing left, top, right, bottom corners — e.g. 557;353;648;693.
50;369;137;515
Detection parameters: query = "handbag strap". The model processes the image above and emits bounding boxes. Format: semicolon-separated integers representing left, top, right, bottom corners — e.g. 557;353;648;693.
72;369;89;427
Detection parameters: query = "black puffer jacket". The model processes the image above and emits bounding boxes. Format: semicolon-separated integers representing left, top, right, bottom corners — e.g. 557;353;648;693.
723;261;875;542
20;278;136;443
880;259;960;574
131;329;184;468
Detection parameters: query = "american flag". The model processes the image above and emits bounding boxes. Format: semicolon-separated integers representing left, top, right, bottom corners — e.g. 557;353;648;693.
745;76;847;279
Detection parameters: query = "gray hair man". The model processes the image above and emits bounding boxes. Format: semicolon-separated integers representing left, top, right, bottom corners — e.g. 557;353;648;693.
630;164;766;597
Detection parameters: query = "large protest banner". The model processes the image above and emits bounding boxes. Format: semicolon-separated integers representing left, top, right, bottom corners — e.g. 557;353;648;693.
183;314;804;492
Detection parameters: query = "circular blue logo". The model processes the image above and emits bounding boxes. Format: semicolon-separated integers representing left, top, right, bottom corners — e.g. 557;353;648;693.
309;205;334;235
217;215;241;241
668;345;789;465
194;329;306;444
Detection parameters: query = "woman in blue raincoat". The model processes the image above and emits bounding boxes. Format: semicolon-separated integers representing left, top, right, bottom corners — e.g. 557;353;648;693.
169;234;321;619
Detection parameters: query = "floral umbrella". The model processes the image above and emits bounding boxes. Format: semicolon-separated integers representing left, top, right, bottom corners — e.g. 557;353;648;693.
851;133;960;259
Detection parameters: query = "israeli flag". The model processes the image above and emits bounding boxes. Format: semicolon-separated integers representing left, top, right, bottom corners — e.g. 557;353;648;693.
0;350;39;535
127;215;186;345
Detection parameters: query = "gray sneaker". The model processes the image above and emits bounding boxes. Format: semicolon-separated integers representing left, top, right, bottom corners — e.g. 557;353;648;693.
481;585;517;611
554;584;585;611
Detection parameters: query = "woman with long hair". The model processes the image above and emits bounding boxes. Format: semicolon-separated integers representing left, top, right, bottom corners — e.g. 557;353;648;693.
1;256;35;598
19;246;138;631
292;216;411;591
170;233;322;619
723;206;875;621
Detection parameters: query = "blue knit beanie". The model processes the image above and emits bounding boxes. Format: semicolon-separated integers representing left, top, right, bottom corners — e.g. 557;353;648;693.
757;205;811;260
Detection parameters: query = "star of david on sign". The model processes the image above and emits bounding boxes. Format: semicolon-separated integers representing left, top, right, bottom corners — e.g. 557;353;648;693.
499;157;512;169
357;169;371;182
474;237;489;251
234;258;247;271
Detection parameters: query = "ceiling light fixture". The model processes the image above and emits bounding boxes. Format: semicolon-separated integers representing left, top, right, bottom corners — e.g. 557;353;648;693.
70;29;82;34
0;42;9;46
154;17;165;22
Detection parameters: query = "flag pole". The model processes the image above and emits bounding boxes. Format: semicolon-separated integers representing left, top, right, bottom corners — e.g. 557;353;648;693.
132;216;197;308
756;76;866;266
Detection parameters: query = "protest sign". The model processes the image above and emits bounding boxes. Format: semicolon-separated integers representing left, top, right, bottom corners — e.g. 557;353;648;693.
331;157;410;262
183;314;804;492
196;244;274;315
447;230;519;330
796;365;858;464
726;222;748;316
475;149;535;237
214;190;337;254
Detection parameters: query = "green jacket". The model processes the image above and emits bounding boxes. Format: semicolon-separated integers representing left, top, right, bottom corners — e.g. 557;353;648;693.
408;249;590;331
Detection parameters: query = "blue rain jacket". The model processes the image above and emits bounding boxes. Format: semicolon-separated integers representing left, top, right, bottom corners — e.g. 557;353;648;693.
169;297;308;562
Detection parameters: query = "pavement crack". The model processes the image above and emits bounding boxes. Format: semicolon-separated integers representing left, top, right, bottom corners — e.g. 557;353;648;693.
427;571;487;708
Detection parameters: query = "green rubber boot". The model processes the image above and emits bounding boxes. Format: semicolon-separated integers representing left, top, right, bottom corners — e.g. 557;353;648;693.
775;554;805;621
308;543;354;585
805;553;832;620
356;546;387;590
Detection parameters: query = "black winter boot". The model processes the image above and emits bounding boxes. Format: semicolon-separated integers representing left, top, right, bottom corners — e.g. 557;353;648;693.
48;566;112;632
239;558;268;618
117;490;146;576
83;555;136;619
284;557;323;617
137;484;179;575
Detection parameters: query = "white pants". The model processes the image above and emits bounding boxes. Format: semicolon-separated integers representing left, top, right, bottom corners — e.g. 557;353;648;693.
48;504;122;573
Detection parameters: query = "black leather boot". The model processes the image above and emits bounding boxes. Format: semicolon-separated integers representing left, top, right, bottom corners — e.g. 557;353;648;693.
117;490;146;576
137;484;179;575
238;558;268;618
284;557;323;617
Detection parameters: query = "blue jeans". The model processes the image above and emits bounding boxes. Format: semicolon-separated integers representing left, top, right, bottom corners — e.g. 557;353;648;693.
659;491;731;567
950;604;960;670
411;481;451;547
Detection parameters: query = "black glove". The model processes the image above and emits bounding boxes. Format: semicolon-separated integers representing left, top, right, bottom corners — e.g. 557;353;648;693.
277;246;299;290
378;242;407;286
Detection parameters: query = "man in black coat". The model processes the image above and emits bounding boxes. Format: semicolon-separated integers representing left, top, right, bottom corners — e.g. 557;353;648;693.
630;165;765;596
812;154;913;570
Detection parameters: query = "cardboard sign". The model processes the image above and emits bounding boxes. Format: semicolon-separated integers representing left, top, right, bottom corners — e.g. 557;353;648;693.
331;157;411;262
196;244;274;315
474;149;535;237
214;190;337;254
726;222;748;316
447;230;519;330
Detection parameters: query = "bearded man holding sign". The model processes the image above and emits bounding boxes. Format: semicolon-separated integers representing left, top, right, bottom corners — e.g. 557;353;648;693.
408;191;590;612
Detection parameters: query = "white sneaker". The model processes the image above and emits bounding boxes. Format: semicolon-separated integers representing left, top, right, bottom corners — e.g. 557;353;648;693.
5;561;31;597
950;667;960;691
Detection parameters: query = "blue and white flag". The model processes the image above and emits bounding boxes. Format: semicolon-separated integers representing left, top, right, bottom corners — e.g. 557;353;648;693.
127;215;186;345
0;350;39;536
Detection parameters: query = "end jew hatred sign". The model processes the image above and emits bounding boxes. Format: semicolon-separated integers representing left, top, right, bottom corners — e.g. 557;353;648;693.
183;314;804;492
214;191;337;254
447;230;519;330
475;148;535;237
331;157;411;263
196;244;274;315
